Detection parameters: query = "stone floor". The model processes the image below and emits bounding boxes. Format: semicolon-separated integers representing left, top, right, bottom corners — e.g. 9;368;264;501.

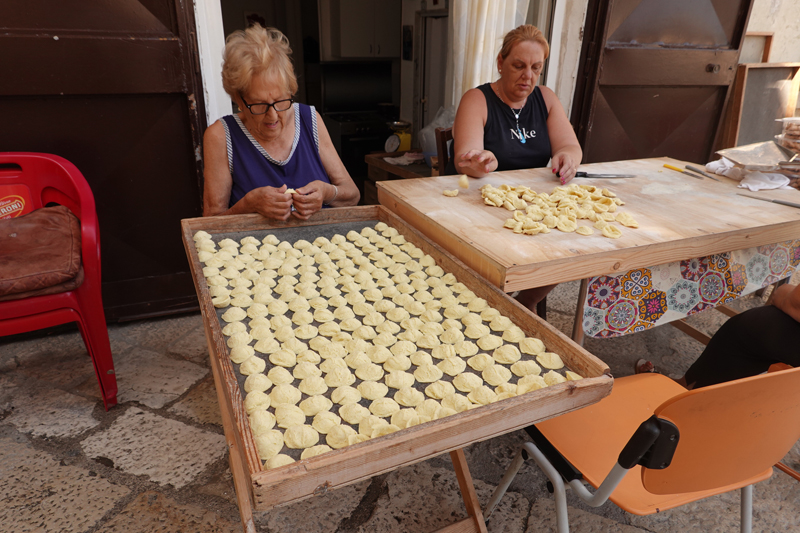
2;277;799;533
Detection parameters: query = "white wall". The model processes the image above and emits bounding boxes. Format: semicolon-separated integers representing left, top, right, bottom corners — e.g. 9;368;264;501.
400;0;423;123
747;0;800;63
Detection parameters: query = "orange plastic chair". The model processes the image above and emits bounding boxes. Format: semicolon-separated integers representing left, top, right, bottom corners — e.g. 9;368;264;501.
0;153;117;410
484;369;800;533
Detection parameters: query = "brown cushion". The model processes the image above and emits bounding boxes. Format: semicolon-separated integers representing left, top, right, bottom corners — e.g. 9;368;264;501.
0;205;82;298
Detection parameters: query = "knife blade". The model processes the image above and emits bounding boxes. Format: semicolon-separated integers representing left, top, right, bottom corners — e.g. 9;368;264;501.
737;192;800;209
685;164;720;182
574;171;636;179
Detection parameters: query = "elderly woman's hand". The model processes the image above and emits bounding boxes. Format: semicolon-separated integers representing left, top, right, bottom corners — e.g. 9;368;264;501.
291;180;331;220
244;185;293;220
457;149;498;177
551;152;577;185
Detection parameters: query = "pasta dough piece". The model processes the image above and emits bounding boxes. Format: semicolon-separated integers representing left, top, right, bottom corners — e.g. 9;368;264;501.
414;364;443;383
367;346;392;364
493;345;521;365
268;366;294;385
390;340;416;357
345;351;372;369
437;356;466;376
453;372;483;393
249;410;276;434
416;334;440;349
384;354;412;372
355;363;384;382
520;337;546;355
312;411;341;433
250;325;274;341
482;364;512;386
296;349;321;364
615;212;638;228
370;397;401;418
326;424;358;448
372;424;401;438
320;358;347;374
331;385;362;405
440;328;465;345
301;444;332;460
537;352;565;370
467;385;498;405
339;403;370;425
425;380;455;400
293;361;322;380
282;338;307;355
392;408;421;428
576;225;593;236
271;384;302;406
222;307;247;323
267;300;289;315
358;380;389;400
467;353;494;372
384;371;415;389
318;322;342;337
410;351;433;366
502;326;526;343
464;323;490;339
294;324;318;339
298;376;328;396
601;224;622;239
230;345;255;364
566;371;584;381
394;386;425;407
455;341;479;358
476;335;503;351
275;404;306;428
284;425;319;449
441;393;472;413
319;343;346;359
244;373;273;393
255;430;284;460
299;395;333;417
443;189;459;197
243;391;271;414
517;374;547;394
324;366;356;387
359;415;388;436
269;349;297;368
543;370;567;386
415;399;441;420
511;360;542;377
372;332;397;347
240;356;267;375
489;316;514;332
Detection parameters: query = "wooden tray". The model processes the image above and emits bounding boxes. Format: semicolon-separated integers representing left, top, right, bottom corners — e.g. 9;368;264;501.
181;206;612;530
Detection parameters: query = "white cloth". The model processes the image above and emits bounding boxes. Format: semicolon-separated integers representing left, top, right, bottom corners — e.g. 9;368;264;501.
384;153;425;166
706;157;791;191
738;171;791;192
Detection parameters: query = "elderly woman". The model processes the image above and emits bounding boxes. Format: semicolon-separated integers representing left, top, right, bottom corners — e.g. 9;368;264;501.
450;24;583;310
450;24;582;182
203;25;359;220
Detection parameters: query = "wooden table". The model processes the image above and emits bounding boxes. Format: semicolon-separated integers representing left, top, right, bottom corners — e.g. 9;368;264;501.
376;157;800;294
181;206;612;533
364;152;432;205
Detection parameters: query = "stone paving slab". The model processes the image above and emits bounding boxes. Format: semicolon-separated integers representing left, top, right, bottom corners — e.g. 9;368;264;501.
112;314;205;352
114;347;208;409
255;478;370;532
0;428;130;533
526;497;647;532
355;462;529;533
100;491;240;533
80;407;227;489
4;385;99;438
168;375;224;427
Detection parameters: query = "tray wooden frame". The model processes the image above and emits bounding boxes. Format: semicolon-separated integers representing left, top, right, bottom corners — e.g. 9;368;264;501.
181;205;612;532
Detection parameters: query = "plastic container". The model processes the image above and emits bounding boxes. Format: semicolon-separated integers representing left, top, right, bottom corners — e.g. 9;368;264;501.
775;134;800;153
776;117;800;140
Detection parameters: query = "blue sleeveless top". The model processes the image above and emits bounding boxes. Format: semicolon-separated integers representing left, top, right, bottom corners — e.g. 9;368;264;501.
221;104;330;207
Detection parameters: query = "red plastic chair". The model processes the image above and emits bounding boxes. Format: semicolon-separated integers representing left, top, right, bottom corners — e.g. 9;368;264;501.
0;153;117;410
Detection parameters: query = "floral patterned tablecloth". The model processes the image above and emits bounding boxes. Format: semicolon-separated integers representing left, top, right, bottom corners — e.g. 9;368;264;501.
581;240;800;338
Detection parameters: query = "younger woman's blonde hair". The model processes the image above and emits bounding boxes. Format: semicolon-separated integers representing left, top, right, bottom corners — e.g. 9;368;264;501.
221;25;298;99
498;24;550;62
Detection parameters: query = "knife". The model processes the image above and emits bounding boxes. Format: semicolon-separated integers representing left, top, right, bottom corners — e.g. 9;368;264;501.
737;192;800;209
664;163;703;180
573;171;636;179
685;164;720;182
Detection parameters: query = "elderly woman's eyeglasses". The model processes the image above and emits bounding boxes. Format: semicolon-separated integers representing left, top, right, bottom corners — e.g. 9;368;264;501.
240;94;293;115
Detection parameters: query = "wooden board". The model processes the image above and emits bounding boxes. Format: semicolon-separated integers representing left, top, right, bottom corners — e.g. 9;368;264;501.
377;157;800;292
181;205;612;520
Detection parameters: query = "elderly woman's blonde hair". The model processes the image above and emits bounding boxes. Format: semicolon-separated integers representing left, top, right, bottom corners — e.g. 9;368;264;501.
498;24;550;63
222;25;298;99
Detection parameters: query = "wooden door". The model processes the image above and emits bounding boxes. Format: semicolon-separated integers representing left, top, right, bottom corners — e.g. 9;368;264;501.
0;0;206;321
572;0;754;165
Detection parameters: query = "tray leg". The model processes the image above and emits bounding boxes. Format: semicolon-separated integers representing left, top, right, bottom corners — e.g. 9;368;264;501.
445;449;488;533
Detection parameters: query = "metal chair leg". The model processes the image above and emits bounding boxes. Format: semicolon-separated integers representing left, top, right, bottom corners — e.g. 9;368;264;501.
740;485;753;533
484;448;526;520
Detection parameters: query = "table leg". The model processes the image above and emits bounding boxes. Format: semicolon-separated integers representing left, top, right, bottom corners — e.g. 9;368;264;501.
571;279;588;345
